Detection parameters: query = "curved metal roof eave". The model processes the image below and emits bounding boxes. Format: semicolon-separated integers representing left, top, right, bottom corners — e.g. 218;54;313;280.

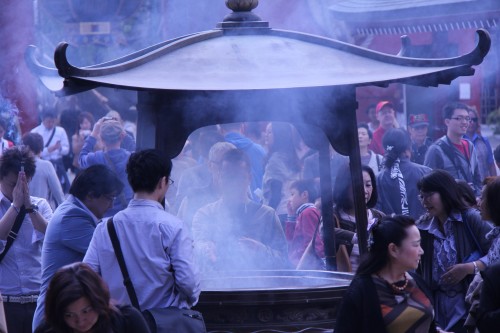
26;27;490;95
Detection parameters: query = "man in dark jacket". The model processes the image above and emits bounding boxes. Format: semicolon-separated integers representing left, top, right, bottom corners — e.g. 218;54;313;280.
408;113;433;165
424;102;481;195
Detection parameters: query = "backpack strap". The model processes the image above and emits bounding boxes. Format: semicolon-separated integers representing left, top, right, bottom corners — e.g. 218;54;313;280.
436;138;470;182
44;128;56;148
0;206;27;264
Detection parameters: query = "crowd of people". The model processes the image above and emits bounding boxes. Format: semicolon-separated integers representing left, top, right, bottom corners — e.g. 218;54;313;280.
0;99;500;333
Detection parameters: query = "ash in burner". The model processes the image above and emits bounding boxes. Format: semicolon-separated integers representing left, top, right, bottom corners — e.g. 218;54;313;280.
200;270;352;291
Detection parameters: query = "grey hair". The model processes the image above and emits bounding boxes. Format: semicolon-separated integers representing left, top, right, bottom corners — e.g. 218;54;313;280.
208;142;237;163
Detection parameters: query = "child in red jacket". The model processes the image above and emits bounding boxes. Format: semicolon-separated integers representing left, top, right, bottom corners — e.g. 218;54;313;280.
286;179;323;267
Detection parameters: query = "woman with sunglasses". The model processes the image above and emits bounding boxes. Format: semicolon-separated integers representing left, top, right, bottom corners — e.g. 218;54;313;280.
335;215;448;333
416;170;492;333
34;262;150;333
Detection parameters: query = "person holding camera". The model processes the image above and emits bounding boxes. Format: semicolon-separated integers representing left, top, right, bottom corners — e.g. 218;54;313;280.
79;117;133;216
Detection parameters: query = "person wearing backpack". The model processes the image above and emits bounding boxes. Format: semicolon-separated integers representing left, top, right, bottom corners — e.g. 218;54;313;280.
424;102;482;196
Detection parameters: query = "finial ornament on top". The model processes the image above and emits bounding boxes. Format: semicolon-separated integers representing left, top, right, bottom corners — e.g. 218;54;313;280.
226;0;259;12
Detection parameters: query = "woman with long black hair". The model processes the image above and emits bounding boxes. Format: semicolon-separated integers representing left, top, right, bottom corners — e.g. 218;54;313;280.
331;164;384;272
417;170;492;333
376;128;431;220
335;215;445;333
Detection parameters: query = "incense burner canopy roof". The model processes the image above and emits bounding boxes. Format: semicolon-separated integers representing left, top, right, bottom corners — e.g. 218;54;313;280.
28;0;490;95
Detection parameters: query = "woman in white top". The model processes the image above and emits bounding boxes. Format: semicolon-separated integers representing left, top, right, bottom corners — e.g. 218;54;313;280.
358;123;383;175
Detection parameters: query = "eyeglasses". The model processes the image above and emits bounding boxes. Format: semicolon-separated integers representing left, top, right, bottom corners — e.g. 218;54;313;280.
418;192;436;201
450;116;471;122
103;194;117;202
168;178;175;185
470;117;478;123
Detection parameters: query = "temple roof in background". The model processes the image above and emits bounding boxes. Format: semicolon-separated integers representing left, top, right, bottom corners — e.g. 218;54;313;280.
329;0;500;36
330;0;499;17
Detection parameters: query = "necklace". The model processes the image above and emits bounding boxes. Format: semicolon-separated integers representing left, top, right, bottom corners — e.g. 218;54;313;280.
377;273;409;293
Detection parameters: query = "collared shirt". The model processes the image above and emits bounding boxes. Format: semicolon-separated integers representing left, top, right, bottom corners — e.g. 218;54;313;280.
31;125;70;161
73;196;99;225
418;211;488;331
0;192;52;295
32;195;99;329
422;212;489;282
84;199;201;309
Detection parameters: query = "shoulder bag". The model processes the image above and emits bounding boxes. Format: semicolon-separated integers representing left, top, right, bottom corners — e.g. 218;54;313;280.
0;206;27;263
296;212;351;272
106;218;207;333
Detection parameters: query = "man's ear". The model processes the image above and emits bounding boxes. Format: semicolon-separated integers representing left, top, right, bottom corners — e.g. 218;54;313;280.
82;192;96;205
157;176;167;190
444;118;450;128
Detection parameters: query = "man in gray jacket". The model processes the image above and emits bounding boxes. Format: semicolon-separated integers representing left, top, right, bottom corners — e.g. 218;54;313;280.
424;102;481;195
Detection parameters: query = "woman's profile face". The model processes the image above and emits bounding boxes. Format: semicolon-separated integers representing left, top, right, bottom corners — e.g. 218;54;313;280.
392;225;423;271
362;171;373;204
264;123;274;148
64;297;99;333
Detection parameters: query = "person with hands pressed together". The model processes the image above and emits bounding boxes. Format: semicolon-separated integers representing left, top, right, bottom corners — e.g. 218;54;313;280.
0;147;52;333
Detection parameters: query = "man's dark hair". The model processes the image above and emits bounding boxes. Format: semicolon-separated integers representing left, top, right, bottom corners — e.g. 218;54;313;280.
127;149;172;193
69;164;124;200
41;109;58;120
289;179;319;203
442;102;470;119
22;133;44;155
0;146;36;180
494;144;500;164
